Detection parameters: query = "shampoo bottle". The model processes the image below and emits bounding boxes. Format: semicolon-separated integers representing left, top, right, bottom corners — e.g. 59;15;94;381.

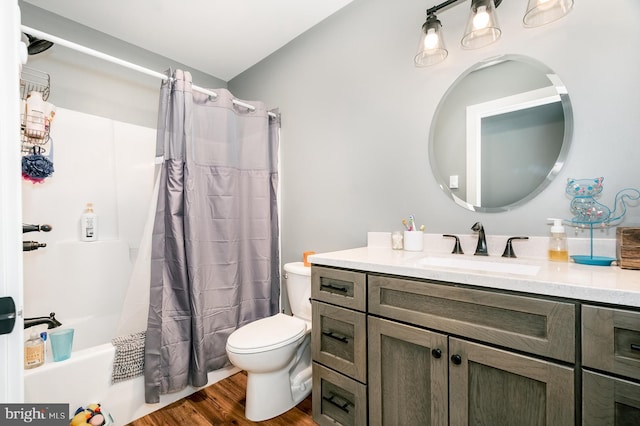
548;218;568;262
25;91;46;138
24;332;45;369
80;203;98;242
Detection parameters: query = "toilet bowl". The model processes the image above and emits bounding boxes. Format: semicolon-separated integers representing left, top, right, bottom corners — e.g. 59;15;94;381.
226;262;312;421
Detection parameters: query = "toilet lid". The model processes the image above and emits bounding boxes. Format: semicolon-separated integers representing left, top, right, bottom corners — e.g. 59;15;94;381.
226;313;307;354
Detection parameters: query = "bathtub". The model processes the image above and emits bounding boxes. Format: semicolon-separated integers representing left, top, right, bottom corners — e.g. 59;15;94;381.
24;312;239;425
22;241;238;425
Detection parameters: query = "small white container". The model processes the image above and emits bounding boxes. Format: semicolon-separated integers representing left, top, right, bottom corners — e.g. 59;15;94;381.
403;231;424;251
391;231;404;250
80;202;98;242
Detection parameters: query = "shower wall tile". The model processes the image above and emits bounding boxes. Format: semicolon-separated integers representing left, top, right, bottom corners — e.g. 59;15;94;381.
22;108;118;241
113;121;156;250
22;239;131;320
22;107;155;321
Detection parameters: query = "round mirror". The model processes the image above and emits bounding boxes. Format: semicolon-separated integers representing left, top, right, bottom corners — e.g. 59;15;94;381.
429;54;573;212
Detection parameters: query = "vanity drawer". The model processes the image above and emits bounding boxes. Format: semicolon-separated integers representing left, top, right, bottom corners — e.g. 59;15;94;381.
312;301;367;382
368;274;576;362
312;266;366;311
583;305;640;380
313;362;367;426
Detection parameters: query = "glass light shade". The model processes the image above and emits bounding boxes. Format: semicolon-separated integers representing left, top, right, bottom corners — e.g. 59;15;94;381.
523;0;574;27
461;0;501;49
414;15;448;67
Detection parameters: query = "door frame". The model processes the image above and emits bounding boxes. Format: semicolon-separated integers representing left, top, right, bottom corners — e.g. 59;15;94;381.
0;0;25;403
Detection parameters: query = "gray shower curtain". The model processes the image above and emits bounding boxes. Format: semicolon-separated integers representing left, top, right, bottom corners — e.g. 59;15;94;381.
144;70;280;403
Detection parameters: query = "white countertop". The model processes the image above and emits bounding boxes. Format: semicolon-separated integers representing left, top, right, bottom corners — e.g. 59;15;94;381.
308;246;640;308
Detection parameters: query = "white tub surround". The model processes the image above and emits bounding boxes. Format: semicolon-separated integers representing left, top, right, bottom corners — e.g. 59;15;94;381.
310;234;640;308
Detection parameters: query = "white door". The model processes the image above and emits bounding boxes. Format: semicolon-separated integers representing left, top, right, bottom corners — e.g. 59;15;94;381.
0;0;25;403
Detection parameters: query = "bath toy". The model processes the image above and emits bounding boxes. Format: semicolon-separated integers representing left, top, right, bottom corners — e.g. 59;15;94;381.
70;403;109;426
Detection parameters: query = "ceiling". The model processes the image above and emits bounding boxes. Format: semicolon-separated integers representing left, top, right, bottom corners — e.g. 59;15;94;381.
23;0;354;81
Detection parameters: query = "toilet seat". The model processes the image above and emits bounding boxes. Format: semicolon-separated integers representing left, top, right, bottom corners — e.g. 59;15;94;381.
227;313;307;354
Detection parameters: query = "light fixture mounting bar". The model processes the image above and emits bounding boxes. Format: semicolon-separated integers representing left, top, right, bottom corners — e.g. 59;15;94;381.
426;0;461;16
426;0;502;15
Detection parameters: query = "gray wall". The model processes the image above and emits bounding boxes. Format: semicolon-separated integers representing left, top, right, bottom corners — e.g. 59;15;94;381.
19;1;226;128
229;0;640;265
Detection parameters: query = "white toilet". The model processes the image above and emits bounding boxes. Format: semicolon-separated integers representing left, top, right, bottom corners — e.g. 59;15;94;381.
226;261;312;421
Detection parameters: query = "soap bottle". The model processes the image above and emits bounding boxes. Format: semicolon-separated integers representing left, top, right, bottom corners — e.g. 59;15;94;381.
80;202;98;242
24;332;45;369
548;218;568;262
25;91;46;138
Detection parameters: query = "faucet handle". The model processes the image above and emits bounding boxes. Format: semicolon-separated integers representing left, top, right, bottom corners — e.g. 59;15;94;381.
502;237;529;258
443;234;464;254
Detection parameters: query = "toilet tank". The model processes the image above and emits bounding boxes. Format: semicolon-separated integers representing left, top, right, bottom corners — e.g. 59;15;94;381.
284;262;311;322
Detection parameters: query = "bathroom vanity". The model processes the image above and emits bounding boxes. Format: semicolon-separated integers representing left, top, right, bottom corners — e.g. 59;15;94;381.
309;246;640;425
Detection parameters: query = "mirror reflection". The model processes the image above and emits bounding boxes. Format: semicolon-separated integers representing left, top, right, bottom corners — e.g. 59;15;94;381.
429;54;573;212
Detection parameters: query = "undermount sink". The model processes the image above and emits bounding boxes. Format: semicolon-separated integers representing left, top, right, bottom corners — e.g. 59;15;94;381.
417;256;540;276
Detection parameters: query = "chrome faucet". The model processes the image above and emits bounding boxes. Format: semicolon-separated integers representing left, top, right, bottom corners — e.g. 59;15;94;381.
24;312;62;329
471;222;488;256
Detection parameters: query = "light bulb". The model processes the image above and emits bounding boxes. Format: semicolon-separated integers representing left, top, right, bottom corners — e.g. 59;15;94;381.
424;28;439;49
473;5;490;29
536;0;553;10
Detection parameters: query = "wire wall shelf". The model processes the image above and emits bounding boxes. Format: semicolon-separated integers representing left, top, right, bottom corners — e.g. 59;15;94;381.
20;66;50;101
20;67;52;155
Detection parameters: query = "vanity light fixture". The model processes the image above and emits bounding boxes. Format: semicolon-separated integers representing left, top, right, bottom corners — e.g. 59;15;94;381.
415;0;573;66
461;0;502;49
414;13;448;66
523;0;574;27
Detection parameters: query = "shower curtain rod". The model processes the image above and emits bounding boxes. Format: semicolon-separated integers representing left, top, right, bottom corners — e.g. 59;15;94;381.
21;25;277;118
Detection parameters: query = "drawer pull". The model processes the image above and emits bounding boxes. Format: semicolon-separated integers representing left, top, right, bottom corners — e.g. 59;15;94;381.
323;392;351;413
320;283;349;294
631;344;640;351
322;330;349;343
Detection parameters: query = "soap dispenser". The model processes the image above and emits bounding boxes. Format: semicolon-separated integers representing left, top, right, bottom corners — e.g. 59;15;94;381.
24;332;45;369
548;218;568;262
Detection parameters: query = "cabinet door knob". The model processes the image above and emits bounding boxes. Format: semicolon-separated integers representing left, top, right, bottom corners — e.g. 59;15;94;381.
451;354;462;365
431;348;442;359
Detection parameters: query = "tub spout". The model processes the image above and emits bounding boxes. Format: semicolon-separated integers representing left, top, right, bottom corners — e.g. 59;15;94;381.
24;312;62;329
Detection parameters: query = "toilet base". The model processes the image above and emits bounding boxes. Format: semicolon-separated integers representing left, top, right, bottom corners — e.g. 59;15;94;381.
244;366;312;421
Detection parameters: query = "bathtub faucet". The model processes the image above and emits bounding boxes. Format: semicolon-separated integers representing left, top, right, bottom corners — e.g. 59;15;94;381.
22;223;52;233
24;312;62;329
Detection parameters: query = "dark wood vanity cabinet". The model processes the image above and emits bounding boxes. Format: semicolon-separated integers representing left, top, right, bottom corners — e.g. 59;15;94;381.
368;319;574;425
582;305;640;425
447;338;574;425
311;265;640;425
368;274;575;426
311;266;368;426
368;317;448;425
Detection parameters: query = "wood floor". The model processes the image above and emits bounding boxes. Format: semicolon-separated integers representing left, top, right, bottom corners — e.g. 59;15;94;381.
126;371;317;425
